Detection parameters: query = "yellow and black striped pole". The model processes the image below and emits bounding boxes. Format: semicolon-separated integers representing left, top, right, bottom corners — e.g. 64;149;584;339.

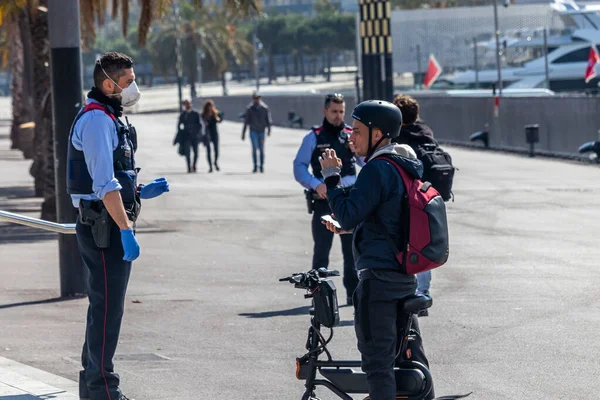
359;0;393;101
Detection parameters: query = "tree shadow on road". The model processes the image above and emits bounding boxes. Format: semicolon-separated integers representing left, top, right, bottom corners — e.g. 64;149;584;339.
239;305;312;318
0;185;36;199
0;391;73;399
0;223;58;245
0;296;82;310
0;185;58;245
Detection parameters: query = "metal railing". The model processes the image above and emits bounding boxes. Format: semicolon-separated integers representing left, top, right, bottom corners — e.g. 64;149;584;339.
0;210;76;234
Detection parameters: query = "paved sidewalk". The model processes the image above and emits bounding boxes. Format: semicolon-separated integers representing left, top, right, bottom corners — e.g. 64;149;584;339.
0;356;78;399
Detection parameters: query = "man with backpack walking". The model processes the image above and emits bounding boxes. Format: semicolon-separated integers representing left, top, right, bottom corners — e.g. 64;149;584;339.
320;100;449;400
392;94;455;301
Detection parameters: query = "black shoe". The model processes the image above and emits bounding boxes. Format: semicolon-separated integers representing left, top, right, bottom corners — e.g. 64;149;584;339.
209;168;213;173
214;162;220;171
259;166;264;173
79;370;89;400
252;167;257;173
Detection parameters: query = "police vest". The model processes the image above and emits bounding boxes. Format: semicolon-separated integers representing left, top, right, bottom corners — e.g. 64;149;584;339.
310;124;356;179
66;102;138;206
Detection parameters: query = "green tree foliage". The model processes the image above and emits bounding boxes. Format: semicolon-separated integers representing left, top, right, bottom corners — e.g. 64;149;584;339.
392;0;503;9
149;3;253;92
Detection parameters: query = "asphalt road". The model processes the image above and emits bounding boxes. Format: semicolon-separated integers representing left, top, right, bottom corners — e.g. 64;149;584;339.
1;113;600;399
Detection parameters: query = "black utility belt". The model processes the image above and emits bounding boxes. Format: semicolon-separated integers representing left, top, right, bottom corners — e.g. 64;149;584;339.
78;200;139;248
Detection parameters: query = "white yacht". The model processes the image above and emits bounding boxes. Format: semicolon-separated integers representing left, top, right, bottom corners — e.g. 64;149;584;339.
432;0;600;93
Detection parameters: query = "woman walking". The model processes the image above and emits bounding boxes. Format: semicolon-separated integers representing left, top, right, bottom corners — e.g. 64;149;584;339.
201;100;222;173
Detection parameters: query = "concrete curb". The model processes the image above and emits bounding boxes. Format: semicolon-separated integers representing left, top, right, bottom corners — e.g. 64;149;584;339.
0;356;78;399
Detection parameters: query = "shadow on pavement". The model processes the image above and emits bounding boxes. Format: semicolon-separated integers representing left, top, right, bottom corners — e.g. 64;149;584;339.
239;305;311;318
0;296;83;310
0;223;57;245
0;392;72;399
0;185;36;199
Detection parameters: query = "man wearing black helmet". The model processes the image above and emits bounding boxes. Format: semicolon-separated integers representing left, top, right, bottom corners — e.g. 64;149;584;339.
320;100;435;400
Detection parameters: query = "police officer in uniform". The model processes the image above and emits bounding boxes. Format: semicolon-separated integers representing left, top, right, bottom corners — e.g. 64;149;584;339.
68;52;170;400
293;93;360;305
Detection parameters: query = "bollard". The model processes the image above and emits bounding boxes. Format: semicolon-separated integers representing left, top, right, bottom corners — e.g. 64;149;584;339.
469;130;489;148
525;124;539;157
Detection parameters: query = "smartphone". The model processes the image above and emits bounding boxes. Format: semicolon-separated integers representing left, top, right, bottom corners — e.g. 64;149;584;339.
320;215;341;230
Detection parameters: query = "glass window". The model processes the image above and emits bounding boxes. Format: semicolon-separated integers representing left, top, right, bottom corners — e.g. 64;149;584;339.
552;47;600;64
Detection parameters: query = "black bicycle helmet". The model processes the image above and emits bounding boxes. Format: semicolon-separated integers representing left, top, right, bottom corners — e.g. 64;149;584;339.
351;100;403;139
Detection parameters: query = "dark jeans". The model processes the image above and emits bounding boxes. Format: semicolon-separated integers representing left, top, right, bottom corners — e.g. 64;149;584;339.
205;130;219;168
311;199;358;300
184;139;199;171
353;276;435;400
76;218;132;400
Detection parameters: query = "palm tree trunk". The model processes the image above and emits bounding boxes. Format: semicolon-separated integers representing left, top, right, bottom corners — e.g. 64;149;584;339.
8;14;24;152
187;41;198;99
283;54;289;81
299;53;305;82
8;10;34;157
28;0;55;221
267;48;274;84
293;53;299;77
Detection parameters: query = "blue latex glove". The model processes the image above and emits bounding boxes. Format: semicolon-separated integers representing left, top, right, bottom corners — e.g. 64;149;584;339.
120;229;140;262
140;177;170;200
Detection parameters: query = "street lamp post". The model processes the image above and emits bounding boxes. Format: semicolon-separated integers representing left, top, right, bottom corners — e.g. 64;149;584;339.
416;44;422;90
174;0;183;112
493;0;503;97
47;0;86;297
253;30;259;91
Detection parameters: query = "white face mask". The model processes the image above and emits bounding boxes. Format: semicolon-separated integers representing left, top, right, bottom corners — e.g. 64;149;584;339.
100;64;142;107
117;81;141;107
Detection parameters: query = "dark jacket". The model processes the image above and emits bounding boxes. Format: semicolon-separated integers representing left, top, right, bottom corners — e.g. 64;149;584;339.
392;121;437;150
178;110;203;143
204;114;221;137
243;101;272;134
325;144;423;277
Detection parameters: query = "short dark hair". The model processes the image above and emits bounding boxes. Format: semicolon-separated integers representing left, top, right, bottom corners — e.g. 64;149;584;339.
93;52;134;89
324;93;344;108
393;94;419;125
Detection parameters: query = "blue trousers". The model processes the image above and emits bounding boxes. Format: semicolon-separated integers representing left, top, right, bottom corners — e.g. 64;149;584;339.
250;131;265;168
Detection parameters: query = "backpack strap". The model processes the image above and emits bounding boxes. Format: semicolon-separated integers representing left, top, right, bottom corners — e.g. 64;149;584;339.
375;155;413;191
372;155;413;268
83;102;116;121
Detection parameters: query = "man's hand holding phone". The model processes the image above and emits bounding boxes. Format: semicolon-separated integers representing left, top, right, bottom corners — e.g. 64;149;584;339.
320;215;352;235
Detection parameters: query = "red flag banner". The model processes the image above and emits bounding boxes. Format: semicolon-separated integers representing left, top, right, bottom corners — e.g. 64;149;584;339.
585;45;599;83
423;54;442;89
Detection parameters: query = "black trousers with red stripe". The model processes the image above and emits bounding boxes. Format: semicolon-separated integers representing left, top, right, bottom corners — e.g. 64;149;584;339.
76;218;132;400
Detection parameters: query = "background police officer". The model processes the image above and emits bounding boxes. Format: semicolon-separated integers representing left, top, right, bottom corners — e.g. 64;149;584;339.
320;100;435;400
67;52;170;400
293;93;360;305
